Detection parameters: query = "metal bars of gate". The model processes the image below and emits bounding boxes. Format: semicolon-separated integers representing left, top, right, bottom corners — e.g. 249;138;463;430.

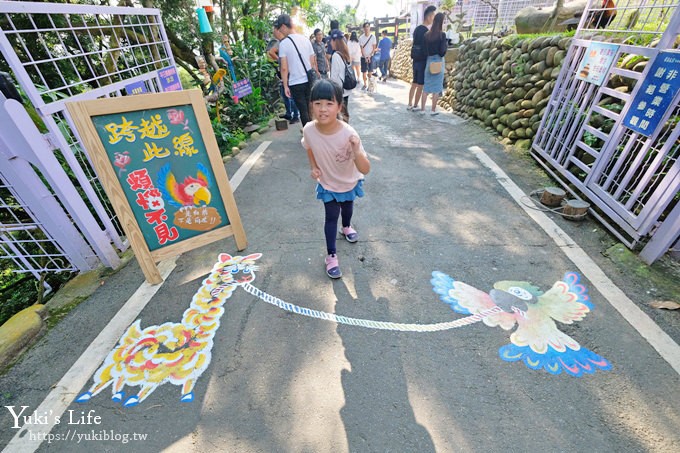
0;173;78;286
0;91;120;272
0;0;178;256
531;0;680;255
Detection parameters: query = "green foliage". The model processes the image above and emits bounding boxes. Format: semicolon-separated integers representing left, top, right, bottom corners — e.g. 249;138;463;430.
306;1;340;31
211;119;246;152
155;0;201;49
204;31;279;151
178;66;200;90
510;54;528;77
0;259;74;326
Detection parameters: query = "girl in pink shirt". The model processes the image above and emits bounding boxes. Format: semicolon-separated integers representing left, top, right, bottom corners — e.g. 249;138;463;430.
301;79;371;278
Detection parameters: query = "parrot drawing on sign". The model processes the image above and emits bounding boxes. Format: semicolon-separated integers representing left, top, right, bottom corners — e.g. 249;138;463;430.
430;271;611;377
158;162;213;207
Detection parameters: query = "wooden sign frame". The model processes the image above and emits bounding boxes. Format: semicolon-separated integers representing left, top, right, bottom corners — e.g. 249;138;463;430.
67;89;247;284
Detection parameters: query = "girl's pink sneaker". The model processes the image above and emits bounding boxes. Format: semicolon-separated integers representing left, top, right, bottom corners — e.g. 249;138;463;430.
341;226;358;243
325;254;342;279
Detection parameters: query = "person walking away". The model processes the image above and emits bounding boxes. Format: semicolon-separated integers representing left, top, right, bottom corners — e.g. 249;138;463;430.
407;5;436;111
312;28;329;78
421;12;447;116
377;30;393;82
267;28;300;124
326;19;340;66
329;29;354;122
358;22;377;90
275;14;319;127
348;32;362;82
301;79;370;279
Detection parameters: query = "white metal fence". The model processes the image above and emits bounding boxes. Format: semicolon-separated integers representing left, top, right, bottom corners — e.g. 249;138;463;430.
0;0;178;278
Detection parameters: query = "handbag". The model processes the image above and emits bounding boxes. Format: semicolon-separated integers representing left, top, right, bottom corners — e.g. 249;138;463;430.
429;61;443;74
287;36;318;85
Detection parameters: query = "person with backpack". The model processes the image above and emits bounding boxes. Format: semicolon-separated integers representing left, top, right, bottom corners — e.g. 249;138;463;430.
329;29;356;122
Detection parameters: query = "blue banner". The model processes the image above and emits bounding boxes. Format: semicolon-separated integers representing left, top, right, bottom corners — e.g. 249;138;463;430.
232;79;253;100
125;80;148;96
623;51;680;137
158;66;182;92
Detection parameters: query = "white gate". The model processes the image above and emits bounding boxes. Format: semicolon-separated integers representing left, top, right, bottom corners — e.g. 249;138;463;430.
532;0;680;262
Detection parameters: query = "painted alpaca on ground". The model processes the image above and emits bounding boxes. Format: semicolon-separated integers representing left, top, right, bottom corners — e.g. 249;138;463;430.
77;253;261;407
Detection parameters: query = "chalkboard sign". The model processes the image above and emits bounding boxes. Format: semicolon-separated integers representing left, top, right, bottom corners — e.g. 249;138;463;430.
67;90;247;283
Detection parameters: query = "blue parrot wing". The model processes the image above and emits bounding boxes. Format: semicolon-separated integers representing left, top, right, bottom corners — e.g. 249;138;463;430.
157;164;182;207
499;343;611;377
430;271;472;315
562;272;593;309
197;162;213;188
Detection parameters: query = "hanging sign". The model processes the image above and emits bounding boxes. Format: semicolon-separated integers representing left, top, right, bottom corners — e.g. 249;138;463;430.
232;78;253;101
66;90;247;283
158;66;182;92
575;42;619;86
622;51;680;137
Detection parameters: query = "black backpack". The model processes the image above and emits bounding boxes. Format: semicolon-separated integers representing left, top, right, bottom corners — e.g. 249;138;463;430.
342;58;357;90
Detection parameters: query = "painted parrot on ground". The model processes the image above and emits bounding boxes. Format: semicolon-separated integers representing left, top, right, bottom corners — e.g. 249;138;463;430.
158;162;212;207
430;271;611;377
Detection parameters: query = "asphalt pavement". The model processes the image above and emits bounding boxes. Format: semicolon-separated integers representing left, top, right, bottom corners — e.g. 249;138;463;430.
1;79;679;453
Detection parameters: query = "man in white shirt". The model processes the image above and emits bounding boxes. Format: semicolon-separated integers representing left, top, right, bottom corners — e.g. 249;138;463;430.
274;14;319;126
358;21;377;90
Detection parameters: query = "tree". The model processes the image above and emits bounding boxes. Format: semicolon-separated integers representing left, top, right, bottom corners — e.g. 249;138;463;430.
306;2;339;32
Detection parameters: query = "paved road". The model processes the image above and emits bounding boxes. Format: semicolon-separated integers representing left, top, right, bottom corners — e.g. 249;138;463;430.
1;80;679;453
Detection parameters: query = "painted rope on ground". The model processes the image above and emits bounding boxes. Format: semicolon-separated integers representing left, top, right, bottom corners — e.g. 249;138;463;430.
242;283;502;332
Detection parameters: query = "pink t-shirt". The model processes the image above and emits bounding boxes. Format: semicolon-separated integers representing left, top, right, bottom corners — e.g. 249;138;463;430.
301;121;367;193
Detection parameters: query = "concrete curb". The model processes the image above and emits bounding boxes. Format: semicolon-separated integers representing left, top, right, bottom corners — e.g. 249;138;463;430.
0;251;136;372
0;304;47;372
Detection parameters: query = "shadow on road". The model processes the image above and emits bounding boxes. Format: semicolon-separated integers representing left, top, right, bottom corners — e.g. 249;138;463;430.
333;272;436;452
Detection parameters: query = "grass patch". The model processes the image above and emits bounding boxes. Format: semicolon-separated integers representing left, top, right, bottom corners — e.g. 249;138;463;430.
604;244;680;301
502;30;575;46
45;296;88;329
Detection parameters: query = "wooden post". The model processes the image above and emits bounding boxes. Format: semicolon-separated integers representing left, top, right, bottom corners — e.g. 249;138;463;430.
562;199;590;220
540;186;566;207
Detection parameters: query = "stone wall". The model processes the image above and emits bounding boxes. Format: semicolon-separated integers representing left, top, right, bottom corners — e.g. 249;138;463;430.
391;38;414;82
391;34;572;145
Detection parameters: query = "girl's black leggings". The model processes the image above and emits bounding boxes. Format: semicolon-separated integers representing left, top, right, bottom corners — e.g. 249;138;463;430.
324;200;354;255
